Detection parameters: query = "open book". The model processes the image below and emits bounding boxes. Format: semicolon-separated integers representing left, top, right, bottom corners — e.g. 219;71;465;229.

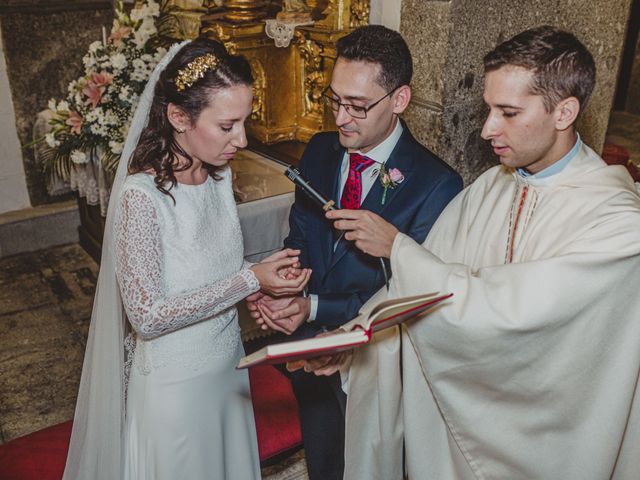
237;292;452;369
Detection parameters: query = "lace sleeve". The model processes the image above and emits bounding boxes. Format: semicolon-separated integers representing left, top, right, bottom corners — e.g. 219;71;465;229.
242;259;255;269
114;188;260;340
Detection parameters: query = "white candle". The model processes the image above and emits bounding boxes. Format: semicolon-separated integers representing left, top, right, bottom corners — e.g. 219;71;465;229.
102;26;107;47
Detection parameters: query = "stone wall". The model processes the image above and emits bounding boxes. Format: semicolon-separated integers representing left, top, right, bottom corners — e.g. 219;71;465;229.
0;1;113;206
400;0;633;184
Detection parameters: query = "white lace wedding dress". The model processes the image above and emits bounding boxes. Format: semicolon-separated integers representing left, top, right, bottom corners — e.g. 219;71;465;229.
114;168;261;480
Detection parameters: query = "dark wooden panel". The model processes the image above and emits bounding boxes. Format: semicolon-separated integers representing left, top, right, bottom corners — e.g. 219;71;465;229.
0;1;112;14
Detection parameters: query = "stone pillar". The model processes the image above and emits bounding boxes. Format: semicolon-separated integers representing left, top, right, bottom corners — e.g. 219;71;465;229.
369;0;401;30
399;0;633;183
0;28;30;214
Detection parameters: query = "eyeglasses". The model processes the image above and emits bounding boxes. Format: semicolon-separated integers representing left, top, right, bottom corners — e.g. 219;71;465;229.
321;86;399;119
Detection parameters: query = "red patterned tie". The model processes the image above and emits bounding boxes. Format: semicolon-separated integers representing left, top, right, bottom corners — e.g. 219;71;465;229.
341;153;375;209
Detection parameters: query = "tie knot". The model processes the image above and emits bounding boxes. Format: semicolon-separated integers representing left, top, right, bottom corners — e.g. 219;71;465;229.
349;153;375;172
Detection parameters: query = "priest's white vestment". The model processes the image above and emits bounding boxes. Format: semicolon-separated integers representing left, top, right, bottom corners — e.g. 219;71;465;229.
344;143;640;480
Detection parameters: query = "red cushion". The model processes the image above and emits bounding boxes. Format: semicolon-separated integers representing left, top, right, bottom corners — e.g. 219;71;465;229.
0;365;301;477
249;364;302;462
602;142;639;181
0;421;72;480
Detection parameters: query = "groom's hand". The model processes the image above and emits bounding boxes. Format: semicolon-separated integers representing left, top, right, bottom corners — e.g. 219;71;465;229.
326;209;398;258
247;294;310;334
257;295;310;335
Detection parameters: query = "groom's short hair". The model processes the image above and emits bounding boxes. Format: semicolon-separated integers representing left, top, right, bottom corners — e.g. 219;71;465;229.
336;25;413;92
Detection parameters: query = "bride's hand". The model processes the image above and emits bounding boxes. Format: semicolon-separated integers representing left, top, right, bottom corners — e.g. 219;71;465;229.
261;248;303;280
250;256;311;296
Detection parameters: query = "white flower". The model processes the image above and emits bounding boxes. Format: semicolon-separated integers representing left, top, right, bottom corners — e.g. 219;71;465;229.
110;53;127;72
109;140;124;155
70;150;88;164
84;109;99;123
67;80;78;95
131;58;151;82
98;58;112;71
133;17;156;49
47;98;57;111
131;0;160;22
118;85;131;102
90;123;108;136
147;0;160;17
154;47;167;63
128;92;139;106
101;109;118;126
57;100;70;112
88;41;103;53
45;132;60;148
83;53;96;70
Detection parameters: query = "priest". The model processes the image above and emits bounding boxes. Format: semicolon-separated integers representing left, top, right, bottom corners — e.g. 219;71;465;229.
311;26;640;479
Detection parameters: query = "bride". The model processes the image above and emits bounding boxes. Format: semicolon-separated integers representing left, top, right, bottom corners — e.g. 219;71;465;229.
63;38;310;480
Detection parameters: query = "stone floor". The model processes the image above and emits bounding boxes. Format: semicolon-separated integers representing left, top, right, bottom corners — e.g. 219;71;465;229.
0;243;307;479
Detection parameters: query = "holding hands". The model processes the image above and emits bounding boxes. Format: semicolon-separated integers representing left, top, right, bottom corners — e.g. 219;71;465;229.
246;292;310;334
249;249;311;297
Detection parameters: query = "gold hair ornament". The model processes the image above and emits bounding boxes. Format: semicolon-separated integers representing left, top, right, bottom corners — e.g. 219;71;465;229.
175;53;219;92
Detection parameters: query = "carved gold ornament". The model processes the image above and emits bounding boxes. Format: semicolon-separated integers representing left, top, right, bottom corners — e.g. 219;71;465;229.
175;53;219;91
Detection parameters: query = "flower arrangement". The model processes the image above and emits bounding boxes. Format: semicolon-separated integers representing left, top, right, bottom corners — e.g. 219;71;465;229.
41;0;166;185
379;165;404;205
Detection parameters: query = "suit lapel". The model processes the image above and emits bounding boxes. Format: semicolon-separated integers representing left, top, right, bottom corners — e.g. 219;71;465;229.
320;141;345;272
326;126;417;275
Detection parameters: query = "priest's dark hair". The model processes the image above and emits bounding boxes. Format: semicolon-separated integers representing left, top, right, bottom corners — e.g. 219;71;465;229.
483;26;596;114
128;37;253;198
336;25;413;92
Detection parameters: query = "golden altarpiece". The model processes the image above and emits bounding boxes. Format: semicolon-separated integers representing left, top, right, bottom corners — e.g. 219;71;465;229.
158;0;370;148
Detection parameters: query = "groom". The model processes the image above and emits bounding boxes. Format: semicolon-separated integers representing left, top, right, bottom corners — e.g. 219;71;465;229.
248;25;462;480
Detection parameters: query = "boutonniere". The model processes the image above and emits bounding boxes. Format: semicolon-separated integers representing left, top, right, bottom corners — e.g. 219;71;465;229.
379;165;404;205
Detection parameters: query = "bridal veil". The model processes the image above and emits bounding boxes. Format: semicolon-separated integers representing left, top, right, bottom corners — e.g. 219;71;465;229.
63;40;189;480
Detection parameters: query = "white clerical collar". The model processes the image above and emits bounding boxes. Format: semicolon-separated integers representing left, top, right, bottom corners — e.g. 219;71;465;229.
517;134;582;179
348;119;404;166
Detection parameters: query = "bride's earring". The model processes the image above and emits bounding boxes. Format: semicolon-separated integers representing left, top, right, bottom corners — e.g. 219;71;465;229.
176;127;186;134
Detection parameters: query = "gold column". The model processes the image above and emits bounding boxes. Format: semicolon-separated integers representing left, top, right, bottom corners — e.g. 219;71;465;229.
223;0;269;23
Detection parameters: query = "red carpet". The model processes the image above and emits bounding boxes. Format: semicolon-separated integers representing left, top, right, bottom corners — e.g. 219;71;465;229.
0;365;301;479
249;364;302;463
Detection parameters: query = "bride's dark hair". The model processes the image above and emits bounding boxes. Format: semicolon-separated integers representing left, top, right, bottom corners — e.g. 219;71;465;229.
128;37;253;197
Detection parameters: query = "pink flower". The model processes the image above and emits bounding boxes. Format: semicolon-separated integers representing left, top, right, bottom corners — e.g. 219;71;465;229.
82;71;113;108
90;71;113;88
379;166;404;205
109;26;132;46
66;110;83;135
388;168;404;183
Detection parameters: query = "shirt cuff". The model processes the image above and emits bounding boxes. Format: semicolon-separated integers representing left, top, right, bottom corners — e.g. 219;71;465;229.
307;294;319;322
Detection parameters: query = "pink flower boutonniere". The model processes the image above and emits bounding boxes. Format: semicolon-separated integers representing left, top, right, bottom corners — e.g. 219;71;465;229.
379;165;404;205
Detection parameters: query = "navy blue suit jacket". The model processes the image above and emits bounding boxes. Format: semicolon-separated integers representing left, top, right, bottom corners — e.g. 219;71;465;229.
284;124;462;330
